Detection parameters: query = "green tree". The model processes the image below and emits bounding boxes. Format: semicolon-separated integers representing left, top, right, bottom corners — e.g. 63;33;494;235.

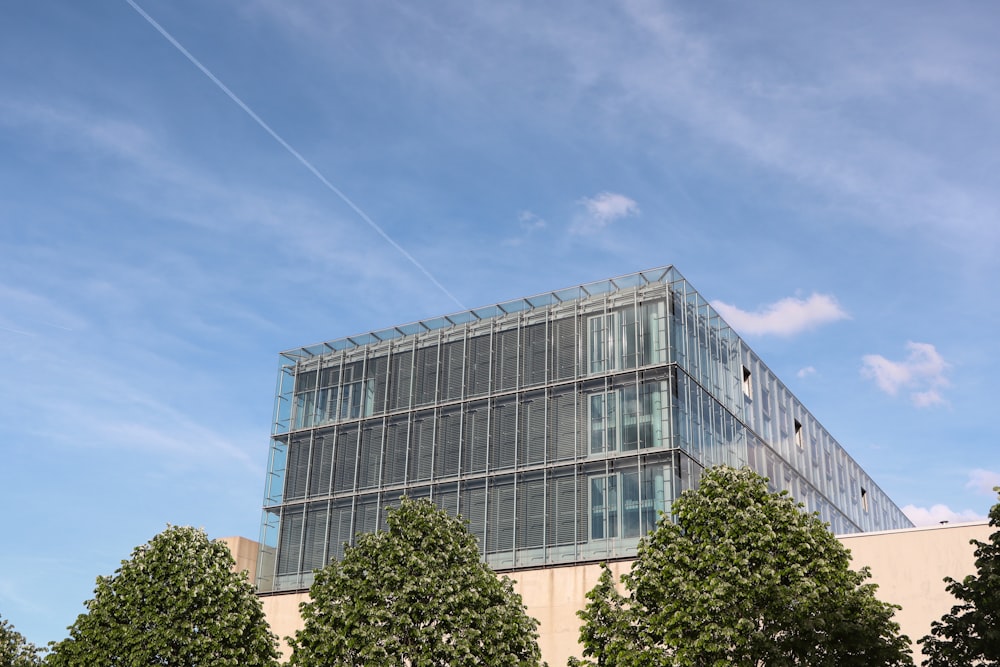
572;466;913;667
47;525;278;667
919;486;1000;666
289;497;543;667
0;614;44;667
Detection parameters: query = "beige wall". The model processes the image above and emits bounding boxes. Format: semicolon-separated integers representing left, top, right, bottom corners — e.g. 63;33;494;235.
215;535;259;584
228;521;994;665
260;592;308;661
840;521;990;663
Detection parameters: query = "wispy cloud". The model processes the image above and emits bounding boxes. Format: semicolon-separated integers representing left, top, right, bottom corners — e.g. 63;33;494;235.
966;469;1000;496
503;210;548;246
797;366;817;379
712;293;849;337
256;2;1000;260
572;192;640;235
861;342;950;407
902;503;985;527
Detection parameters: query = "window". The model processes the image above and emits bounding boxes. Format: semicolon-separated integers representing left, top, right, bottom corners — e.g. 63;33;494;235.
589;304;666;374
590;467;665;541
293;370;317;429
590;392;619;454
794;419;803;449
311;364;375;426
589;313;617;373
590;383;666;455
590;474;618;539
742;366;753;399
861;487;869;512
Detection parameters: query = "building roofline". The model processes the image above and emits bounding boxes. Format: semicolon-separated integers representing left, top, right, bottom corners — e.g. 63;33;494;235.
279;265;682;361
836;519;990;539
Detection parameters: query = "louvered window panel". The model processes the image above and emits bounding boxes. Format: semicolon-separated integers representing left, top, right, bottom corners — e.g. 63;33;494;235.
333;427;358;494
327;500;354;561
435;409;461;479
433;484;459;516
460;483;487;554
490;400;517;471
357;421;383;490
301;502;328;572
439;339;465;401
487;479;516;554
466;334;492;397
413;345;438;406
521;322;547;387
494;328;519;391
463;404;489;474
308;432;334;498
517;475;546;549
547;392;577;462
388;350;413;412
355;495;379;537
284;436;310;501
519;396;546;466
409;412;434;483
547;472;577;546
276;506;304;576
383;419;408;486
551;317;576;380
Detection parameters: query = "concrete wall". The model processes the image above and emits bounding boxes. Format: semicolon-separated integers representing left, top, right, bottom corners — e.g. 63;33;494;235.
840;521;991;664
215;535;259;584
228;521;995;665
260;592;308;660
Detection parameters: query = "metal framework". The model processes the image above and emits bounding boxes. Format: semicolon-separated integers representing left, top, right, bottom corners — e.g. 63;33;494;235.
257;266;911;593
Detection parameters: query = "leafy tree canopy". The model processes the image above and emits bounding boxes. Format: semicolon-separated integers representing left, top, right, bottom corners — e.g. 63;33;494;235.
919;486;1000;666
0;614;44;667
47;525;278;667
572;466;913;667
289;497;543;667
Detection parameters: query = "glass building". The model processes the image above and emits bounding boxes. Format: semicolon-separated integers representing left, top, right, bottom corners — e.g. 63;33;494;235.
256;266;912;592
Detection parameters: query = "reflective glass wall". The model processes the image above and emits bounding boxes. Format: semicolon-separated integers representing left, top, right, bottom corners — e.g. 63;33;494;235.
257;267;911;592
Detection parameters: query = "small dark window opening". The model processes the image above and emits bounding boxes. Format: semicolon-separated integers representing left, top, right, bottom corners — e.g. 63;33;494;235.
742;366;752;399
794;420;803;449
861;487;869;512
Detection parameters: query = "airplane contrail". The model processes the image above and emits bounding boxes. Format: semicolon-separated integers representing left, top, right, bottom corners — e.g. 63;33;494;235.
125;0;465;310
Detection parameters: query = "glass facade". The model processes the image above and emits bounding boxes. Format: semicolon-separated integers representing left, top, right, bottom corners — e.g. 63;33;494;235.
257;266;912;592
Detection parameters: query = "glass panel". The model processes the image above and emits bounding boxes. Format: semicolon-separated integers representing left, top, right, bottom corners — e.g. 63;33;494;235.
621;471;640;538
590;395;604;454
619;306;637;369
621;385;638;451
590;475;618;539
590;476;606;540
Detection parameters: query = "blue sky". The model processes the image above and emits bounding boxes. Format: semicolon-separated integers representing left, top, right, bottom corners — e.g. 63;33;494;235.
2;0;998;648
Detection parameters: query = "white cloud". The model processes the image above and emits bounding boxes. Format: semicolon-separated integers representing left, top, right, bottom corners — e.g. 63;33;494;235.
518;210;547;230
966;469;1000;496
572;192;640;234
902;504;985;527
861;342;950;407
711;293;848;337
797;366;817;379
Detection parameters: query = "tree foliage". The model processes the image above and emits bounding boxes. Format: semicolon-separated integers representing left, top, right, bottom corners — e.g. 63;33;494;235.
289;497;543;667
919;486;1000;666
572;466;913;667
0;614;44;667
47;525;279;667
